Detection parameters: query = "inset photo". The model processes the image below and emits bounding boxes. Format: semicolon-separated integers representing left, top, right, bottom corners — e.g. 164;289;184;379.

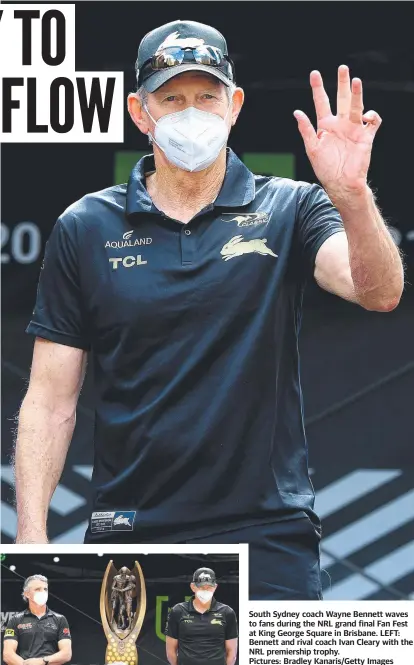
1;551;241;665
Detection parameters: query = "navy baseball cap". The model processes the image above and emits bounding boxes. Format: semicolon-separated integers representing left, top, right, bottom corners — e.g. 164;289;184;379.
192;567;217;587
136;20;234;92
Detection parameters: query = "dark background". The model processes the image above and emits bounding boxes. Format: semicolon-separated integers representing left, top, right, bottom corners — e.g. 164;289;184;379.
0;553;239;665
1;3;414;599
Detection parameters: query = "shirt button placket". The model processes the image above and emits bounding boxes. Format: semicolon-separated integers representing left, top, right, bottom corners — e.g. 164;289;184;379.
181;227;195;266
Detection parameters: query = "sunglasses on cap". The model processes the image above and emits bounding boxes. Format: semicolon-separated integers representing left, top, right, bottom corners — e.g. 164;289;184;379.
138;45;234;85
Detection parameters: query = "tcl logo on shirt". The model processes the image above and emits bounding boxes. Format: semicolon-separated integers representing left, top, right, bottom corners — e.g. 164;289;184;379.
109;256;148;270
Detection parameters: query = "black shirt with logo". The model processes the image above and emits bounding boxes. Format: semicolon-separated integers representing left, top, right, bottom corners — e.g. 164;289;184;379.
26;149;344;543
165;597;238;665
3;608;71;659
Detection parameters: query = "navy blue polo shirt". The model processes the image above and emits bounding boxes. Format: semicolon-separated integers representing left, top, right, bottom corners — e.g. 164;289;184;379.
26;148;344;543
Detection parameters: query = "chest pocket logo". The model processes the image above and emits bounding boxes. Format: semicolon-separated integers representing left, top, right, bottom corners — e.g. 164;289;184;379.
44;623;58;640
211;619;224;625
220;235;278;261
222;212;269;227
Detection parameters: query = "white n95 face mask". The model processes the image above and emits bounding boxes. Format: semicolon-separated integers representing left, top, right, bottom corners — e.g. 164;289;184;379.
145;105;231;172
196;589;214;603
33;591;48;605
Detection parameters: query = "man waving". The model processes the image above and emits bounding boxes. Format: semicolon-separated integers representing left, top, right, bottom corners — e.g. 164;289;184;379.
16;20;403;600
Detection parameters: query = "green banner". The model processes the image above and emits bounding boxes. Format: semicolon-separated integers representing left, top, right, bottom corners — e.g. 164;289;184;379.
155;595;192;643
242;152;295;179
114;151;295;185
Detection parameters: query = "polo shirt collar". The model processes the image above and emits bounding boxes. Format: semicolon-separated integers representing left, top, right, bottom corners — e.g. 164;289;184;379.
214;148;256;207
209;597;218;611
126;148;255;218
126;155;155;216
24;606;53;618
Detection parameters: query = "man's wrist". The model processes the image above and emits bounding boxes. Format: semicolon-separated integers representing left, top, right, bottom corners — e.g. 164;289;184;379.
326;183;373;217
15;529;49;544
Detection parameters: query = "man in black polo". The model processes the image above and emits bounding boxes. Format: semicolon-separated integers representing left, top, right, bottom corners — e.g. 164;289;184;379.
2;575;72;665
15;19;403;599
165;568;238;665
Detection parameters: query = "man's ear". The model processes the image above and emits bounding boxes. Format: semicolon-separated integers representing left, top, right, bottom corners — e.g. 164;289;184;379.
231;87;244;126
128;92;150;136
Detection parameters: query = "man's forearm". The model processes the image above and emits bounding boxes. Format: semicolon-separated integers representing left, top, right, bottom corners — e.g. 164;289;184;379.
166;649;178;665
328;185;404;311
3;651;24;665
226;651;237;665
15;396;75;543
43;650;71;665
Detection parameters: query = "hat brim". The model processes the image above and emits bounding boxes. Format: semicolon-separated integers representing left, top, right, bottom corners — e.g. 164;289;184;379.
194;581;216;587
142;64;231;93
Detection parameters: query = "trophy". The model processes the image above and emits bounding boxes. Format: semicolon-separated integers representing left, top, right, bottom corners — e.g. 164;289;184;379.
100;561;147;665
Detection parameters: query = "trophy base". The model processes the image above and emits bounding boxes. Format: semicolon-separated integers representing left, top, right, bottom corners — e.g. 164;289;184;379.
105;635;138;665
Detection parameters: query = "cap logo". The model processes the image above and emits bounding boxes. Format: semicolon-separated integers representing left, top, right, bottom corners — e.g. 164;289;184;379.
156;31;205;53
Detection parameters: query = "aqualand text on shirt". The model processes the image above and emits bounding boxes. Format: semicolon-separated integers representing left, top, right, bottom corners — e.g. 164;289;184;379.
27;148;344;543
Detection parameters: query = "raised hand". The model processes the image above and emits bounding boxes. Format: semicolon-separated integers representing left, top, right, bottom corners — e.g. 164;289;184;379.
294;65;381;197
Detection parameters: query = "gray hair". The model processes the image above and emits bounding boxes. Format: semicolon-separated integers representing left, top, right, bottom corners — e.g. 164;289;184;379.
225;82;237;103
136;86;151;145
22;575;48;601
136;85;149;107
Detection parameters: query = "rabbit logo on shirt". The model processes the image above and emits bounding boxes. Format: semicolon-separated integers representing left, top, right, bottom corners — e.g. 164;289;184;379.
220;235;278;261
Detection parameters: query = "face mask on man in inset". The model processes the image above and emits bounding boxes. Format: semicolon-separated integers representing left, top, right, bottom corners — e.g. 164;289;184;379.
195;589;215;603
191;567;218;606
33;591;48;606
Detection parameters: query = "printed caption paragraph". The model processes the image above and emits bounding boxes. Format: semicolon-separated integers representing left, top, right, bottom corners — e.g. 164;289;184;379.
246;602;414;665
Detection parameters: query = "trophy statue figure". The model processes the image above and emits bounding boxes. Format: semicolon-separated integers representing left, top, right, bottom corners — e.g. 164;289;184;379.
111;567;136;631
100;561;146;665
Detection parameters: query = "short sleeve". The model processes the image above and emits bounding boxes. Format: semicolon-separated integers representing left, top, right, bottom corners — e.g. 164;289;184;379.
58;615;71;641
225;609;238;640
296;183;345;274
164;606;180;639
26;214;90;350
3;614;19;641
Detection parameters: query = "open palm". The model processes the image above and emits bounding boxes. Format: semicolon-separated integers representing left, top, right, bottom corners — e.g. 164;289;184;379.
295;65;381;195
